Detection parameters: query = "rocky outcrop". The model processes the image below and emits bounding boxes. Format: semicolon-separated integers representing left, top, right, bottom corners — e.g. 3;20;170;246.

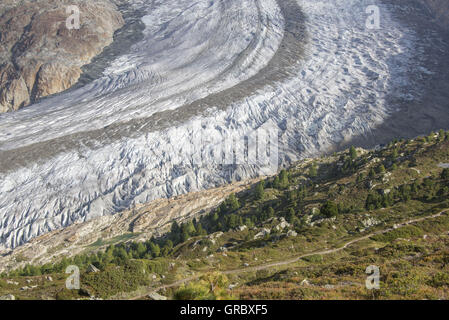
0;0;124;112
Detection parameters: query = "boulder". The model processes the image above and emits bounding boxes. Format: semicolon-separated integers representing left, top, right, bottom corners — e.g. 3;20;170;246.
147;292;167;300
237;225;247;232
275;220;291;231
254;228;271;240
287;230;298;237
228;283;238;290
86;264;100;273
300;279;310;286
0;294;15;300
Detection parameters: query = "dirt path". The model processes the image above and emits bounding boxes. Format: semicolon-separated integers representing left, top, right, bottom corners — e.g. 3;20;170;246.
129;210;447;300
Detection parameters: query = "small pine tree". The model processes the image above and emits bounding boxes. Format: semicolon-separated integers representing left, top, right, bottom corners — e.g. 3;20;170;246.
171;221;180;234
391;149;399;161
309;164;318;178
272;176;280;189
438;129;445;142
255;181;265;200
349;146;357;160
279;170;289;189
136;242;146;258
320;201;339;218
196;223;207;236
441;168;449;180
287;208;296;223
150;243;160;258
227;194;240;211
356;173;365;183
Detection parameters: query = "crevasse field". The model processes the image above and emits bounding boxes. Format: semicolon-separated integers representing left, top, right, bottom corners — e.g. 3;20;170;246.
0;0;447;249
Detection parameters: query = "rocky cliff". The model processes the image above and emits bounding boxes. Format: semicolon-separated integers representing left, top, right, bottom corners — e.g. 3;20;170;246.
0;0;124;113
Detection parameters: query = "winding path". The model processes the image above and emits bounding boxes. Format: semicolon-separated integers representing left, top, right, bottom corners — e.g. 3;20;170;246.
129;210;448;300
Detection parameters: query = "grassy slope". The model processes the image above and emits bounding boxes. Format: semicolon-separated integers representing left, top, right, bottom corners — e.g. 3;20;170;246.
1;131;449;300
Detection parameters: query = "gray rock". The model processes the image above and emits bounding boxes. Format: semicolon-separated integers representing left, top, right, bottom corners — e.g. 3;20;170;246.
86;264;100;273
362;217;380;228
237;225;247;232
0;294;15;300
148;292;167;300
254;228;271;240
287;230;298;237
300;279;310;286
228;283;238;290
275;221;291;231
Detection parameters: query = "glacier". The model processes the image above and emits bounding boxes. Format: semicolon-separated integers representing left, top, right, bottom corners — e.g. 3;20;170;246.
0;0;448;249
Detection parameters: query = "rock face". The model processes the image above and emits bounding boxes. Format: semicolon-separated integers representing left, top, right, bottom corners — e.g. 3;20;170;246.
0;0;124;112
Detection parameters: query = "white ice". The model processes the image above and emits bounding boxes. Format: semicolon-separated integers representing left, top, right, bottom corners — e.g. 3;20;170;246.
0;0;438;249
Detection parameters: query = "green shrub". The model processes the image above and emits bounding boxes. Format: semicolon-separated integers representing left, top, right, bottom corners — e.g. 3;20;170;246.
320;201;339;218
428;272;449;288
82;260;149;298
372;225;424;243
302;254;323;263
